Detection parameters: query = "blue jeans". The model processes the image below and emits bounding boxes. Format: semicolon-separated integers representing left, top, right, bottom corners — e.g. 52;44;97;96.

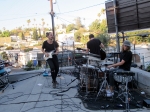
109;68;125;87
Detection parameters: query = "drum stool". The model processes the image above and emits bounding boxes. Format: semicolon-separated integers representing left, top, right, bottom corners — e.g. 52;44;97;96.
114;71;135;112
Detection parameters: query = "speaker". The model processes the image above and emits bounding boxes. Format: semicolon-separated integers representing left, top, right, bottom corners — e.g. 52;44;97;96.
143;99;150;108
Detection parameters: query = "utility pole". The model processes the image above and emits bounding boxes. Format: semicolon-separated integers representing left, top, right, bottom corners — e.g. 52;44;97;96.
50;0;55;40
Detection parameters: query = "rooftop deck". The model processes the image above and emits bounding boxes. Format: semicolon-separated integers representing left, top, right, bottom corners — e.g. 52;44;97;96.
0;67;150;112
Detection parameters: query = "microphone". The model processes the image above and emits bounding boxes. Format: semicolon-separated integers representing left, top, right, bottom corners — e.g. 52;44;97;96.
61;42;66;44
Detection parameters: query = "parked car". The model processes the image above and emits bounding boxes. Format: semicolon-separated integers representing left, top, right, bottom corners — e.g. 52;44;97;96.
12;63;19;68
4;67;11;73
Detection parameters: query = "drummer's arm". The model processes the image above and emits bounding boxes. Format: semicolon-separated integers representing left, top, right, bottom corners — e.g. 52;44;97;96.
107;60;125;68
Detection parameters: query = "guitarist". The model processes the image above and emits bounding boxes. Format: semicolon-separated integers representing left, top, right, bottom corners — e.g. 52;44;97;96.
86;34;105;57
42;32;59;88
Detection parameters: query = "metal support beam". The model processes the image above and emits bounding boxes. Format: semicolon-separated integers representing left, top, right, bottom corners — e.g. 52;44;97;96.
113;0;120;52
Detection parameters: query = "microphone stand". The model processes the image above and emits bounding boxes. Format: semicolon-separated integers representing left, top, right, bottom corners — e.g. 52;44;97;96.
67;42;80;86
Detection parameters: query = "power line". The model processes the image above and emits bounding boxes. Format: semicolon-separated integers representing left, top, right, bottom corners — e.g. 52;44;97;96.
57;13;93;20
56;16;74;24
0;13;48;21
56;0;61;13
57;2;105;15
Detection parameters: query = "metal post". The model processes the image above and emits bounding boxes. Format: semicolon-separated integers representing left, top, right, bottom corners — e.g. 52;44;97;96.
50;0;55;40
113;0;120;52
142;56;145;70
121;31;125;42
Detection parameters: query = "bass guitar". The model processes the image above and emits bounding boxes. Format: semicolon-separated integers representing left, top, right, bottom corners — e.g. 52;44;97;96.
43;50;55;60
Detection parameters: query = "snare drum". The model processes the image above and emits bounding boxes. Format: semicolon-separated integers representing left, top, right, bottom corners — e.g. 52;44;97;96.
114;73;133;83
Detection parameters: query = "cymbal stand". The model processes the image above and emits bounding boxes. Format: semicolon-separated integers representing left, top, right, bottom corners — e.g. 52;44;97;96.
58;42;66;89
95;63;109;101
83;54;90;101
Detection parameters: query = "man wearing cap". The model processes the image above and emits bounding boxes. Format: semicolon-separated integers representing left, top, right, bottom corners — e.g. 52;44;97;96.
106;40;132;97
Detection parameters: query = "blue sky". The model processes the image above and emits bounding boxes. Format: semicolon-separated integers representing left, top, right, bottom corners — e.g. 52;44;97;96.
0;0;106;30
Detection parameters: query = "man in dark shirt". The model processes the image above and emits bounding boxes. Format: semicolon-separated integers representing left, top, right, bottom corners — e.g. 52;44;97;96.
86;34;104;55
106;40;132;96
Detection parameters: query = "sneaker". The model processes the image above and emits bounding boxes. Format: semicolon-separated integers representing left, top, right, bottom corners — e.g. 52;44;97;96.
57;74;61;77
52;80;59;85
55;81;59;85
53;82;56;88
106;89;114;97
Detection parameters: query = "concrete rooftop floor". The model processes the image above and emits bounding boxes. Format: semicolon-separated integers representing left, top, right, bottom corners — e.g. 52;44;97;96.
0;70;150;112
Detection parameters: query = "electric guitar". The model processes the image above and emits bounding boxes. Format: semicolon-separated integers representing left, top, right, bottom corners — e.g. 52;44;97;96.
43;50;55;60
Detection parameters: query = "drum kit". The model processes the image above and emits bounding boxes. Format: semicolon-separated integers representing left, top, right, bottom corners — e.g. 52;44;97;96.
76;52;113;95
76;52;135;110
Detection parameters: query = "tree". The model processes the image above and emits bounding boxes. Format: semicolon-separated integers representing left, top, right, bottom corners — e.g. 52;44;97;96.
1;52;8;60
6;46;14;50
33;18;36;28
99;19;107;33
62;24;66;29
97;8;106;20
3;27;5;31
27;19;31;27
38;28;41;38
66;24;75;33
74;31;82;42
80;35;89;44
41;18;45;29
20;32;25;40
2;30;10;37
25;60;34;71
97;33;110;47
74;17;83;29
89;19;100;32
33;29;38;40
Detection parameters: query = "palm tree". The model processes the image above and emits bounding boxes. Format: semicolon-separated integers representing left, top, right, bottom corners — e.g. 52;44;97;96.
3;27;5;32
41;18;44;22
42;22;45;27
22;25;25;29
47;23;49;27
27;19;31;28
33;18;36;28
97;8;106;20
41;18;45;30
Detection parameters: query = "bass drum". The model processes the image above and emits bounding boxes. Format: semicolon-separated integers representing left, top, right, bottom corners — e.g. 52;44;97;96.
79;65;99;92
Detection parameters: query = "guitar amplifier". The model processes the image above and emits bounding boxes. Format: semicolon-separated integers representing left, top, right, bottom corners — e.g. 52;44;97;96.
143;99;150;108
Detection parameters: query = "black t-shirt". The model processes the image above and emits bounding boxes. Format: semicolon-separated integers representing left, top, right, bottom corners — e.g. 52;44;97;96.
87;38;101;55
42;40;59;52
119;51;132;71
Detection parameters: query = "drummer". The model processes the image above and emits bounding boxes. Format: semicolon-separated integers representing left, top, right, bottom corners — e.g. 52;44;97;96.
106;40;132;96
